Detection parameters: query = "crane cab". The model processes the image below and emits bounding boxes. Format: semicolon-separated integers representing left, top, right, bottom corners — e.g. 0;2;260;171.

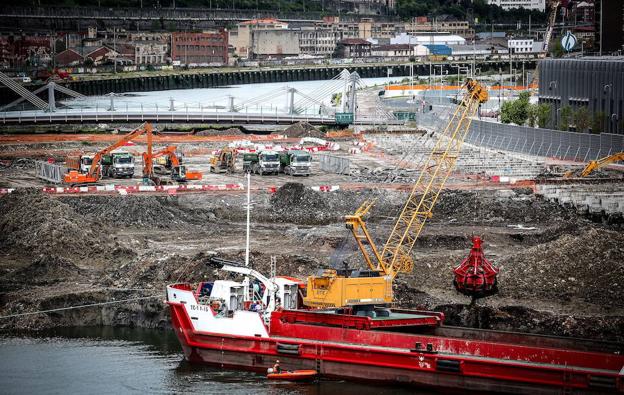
303;269;392;308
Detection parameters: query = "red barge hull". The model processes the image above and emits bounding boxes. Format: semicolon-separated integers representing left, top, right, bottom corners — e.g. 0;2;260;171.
168;297;624;394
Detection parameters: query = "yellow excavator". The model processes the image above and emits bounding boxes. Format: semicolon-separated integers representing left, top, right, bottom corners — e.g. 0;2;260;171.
564;152;624;178
303;79;489;309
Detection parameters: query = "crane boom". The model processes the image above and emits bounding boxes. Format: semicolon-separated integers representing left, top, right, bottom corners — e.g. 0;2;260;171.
381;80;487;277
306;80;488;308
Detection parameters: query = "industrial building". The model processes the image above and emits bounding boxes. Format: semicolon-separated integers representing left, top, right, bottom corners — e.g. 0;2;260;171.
539;57;624;134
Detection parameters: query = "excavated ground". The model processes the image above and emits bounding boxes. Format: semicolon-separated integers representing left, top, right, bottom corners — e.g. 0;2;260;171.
1;184;623;342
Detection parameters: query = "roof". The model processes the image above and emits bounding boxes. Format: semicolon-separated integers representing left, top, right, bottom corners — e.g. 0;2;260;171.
240;18;285;25
339;38;371;45
65;46;112;57
372;44;412;51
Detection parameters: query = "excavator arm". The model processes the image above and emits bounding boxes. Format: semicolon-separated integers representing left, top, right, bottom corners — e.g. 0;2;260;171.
564;152;624;178
64;122;153;184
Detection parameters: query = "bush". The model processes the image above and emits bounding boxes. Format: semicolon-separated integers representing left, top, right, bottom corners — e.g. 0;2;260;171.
537;103;551;128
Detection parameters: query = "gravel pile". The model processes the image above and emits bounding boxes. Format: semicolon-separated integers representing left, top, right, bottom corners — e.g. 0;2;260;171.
0;189;125;263
2;255;84;286
195;127;245;136
499;227;624;307
62;195;216;228
283;122;324;138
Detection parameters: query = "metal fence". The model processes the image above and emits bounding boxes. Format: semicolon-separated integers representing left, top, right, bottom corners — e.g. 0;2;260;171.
319;154;351;175
417;112;624;162
35;161;66;184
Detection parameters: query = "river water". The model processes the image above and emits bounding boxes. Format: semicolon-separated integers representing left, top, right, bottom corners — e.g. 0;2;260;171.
0;327;423;395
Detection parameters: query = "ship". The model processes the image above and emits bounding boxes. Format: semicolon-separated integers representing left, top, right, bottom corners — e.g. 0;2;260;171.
167;80;624;393
166;268;624;394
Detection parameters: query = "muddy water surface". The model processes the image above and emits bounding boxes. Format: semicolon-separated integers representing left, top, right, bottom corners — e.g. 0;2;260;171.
0;327;426;394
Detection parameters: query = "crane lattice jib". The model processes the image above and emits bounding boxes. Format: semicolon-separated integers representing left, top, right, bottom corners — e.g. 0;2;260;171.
380;81;488;278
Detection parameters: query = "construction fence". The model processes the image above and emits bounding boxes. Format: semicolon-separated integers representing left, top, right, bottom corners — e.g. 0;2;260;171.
35;161;67;184
418;112;624;162
319;154;351;175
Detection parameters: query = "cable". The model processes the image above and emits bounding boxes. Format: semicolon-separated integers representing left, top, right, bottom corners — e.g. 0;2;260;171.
0;296;160;320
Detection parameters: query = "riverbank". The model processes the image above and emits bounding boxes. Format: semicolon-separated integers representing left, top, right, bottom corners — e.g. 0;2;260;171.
1;185;623;341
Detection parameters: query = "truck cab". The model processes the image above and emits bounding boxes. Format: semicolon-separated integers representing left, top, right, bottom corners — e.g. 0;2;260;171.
102;151;135;178
280;150;311;176
254;150;280;175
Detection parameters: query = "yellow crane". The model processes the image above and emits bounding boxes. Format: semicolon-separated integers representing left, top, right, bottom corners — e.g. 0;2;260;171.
564;152;624;178
303;80;489;309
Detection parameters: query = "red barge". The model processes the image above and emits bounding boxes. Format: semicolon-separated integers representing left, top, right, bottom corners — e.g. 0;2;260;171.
167;81;624;392
167;281;624;394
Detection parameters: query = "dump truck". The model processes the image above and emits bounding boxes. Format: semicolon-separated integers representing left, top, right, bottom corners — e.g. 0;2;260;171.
243;150;280;175
279;150;311;176
66;154;95;174
101;151;135;178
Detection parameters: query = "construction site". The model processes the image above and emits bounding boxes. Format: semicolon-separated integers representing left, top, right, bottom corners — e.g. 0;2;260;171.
1;96;623;344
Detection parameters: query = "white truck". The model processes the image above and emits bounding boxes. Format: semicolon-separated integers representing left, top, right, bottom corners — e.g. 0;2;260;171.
279;150;312;176
250;150;280;175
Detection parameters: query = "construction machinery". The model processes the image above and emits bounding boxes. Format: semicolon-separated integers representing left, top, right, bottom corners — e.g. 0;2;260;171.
303;79;491;310
453;236;499;297
64;122;154;184
279;150;312;176
147;145;203;182
564;152;624;178
243;150;280;175
101;151;135;178
209;147;237;173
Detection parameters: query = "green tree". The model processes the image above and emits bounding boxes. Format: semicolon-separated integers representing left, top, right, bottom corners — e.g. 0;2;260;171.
500;91;531;125
573;106;590;133
537;103;551;128
527;103;537;127
591;111;607;134
559;105;572;131
551;40;564;58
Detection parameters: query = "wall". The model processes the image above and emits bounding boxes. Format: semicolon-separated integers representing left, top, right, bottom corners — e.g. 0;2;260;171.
538;58;624;134
420;112;624;162
251;30;300;59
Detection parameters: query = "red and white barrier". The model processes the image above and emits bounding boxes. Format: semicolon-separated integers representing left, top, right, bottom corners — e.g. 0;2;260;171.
2;183;244;196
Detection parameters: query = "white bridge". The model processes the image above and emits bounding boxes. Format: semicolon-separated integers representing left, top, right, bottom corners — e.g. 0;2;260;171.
0;70;400;126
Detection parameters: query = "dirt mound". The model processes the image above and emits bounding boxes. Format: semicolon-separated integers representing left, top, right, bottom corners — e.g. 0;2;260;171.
499;228;624;307
283;122;324;138
0;189;128;263
269;183;333;224
4;255;84;285
195;127;245;136
62;195;216;228
433;190;578;225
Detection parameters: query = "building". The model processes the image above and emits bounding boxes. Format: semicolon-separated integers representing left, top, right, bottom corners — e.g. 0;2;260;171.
487;0;545;11
371;44;412;57
538;57;624;134
250;30;300;59
230;18;289;58
391;33;466;46
298;27;340;57
133;42;167;65
508;38;534;53
414;44;452;56
0;35;53;68
334;38;372;58
55;46;116;66
405;18;475;40
171;31;228;65
595;0;624;54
